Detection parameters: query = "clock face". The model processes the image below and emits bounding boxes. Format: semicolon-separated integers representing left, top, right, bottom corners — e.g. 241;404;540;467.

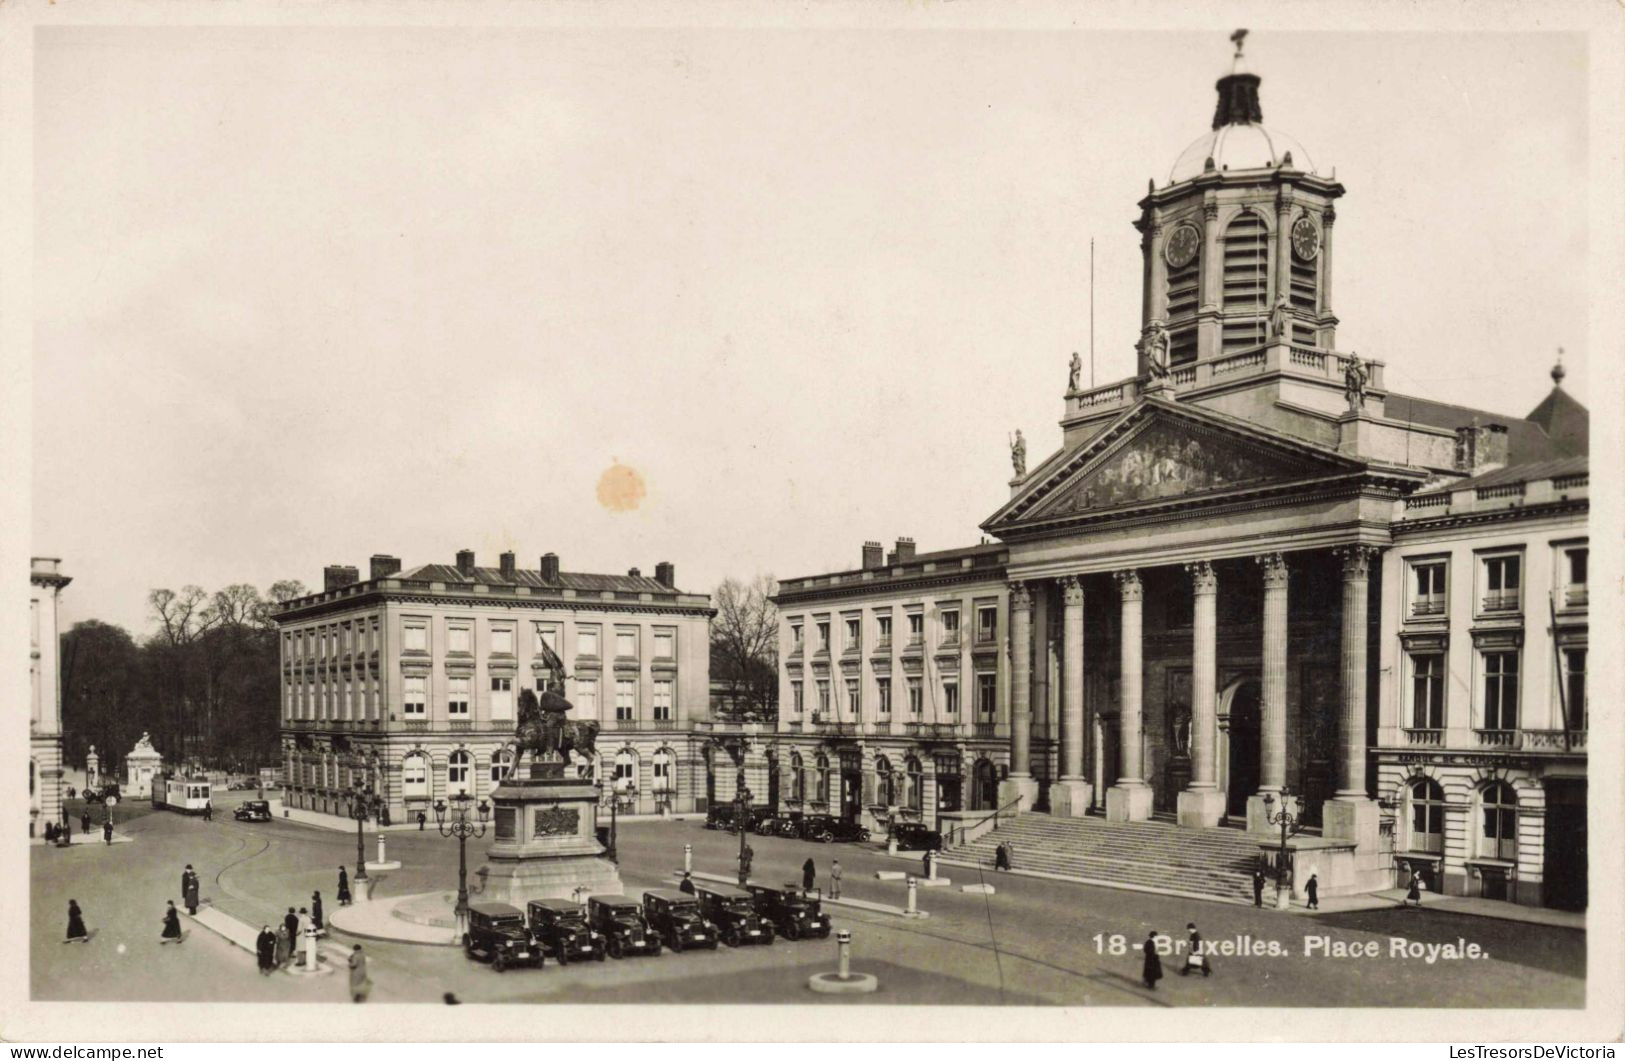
1291;216;1320;261
1164;224;1200;269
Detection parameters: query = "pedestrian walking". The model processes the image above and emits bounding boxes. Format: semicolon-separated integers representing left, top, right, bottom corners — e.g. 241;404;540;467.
1180;922;1211;977
160;901;184;944
312;891;325;934
283;907;299;947
1252;868;1266;908
802;857;816;892
348;944;372;1003
274;923;292;967
81;811;92;835
1405;869;1423;908
742;842;754;881
203;801;213;822
337;866;352;906
1306;873;1320;910
1141;931;1163;990
417;810;427;831
923;848;935;878
44;822;56;843
255;926;277;974
830;860;843;899
995;842;1011;871
181;865;200;916
678;872;696;895
103;820;113;845
65;900;88;943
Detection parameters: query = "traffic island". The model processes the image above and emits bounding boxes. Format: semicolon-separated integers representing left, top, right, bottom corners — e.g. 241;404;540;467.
327;890;463;946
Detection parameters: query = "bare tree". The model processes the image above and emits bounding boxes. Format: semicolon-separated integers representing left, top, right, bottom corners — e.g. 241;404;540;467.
710;574;779;723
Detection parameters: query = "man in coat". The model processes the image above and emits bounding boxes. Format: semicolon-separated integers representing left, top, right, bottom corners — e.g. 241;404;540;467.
829;860;843;899
161;901;184;943
802;857;816;892
283;907;300;948
1252;869;1266;908
678;873;696;895
1180;922;1211;977
995;842;1011;871
311;892;325;934
181;865;200;916
103;820;113;844
337;867;352;906
1305;873;1320;910
81;811;92;835
1141;931;1163;990
348;944;372;1003
255;925;278;974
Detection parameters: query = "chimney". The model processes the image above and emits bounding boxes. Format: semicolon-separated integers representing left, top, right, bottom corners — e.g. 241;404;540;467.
456;549;476;576
499;551;516;579
369;554;401;581
654;561;675;588
628;567;642;578
1454;421;1510;474
539;553;560;582
894;537;917;562
323;565;360;592
862;541;884;570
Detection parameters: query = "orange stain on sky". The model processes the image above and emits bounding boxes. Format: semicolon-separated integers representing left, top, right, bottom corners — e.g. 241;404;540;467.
596;461;647;512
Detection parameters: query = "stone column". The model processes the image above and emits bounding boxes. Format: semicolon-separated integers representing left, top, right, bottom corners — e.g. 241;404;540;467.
1197;201;1222;361
1247;552;1290;835
1274;191;1293;308
1106;570;1152;821
997;582;1038;809
1050;576;1092;817
1320;207;1336;345
1324;545;1383;867
1091;714;1105;812
1178;561;1225;828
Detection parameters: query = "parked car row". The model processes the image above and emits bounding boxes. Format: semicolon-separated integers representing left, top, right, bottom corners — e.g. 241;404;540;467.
704;806;872;844
462;884;834;972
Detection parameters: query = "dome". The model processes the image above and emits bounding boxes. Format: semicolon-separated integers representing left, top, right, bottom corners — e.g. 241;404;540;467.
1169;122;1317;184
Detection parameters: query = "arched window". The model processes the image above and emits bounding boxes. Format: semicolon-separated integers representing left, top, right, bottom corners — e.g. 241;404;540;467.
1480;781;1517;861
1407;777;1444;854
614;749;637;792
1221;209;1269;352
652;748;674;795
874;755;895;807
402;753;428;800
448;750;471;797
490;749;512;785
790;751;805;802
905;755;924;814
815;753;831;806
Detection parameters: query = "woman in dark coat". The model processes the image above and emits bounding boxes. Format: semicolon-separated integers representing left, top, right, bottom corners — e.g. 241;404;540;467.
994;842;1011;871
337;867;352;906
81;811;92;835
66;900;88;942
801;857;816;892
311;891;325;933
1141;931;1163;990
274;923;292;967
255;926;277;974
1405;870;1423;907
160;901;184;943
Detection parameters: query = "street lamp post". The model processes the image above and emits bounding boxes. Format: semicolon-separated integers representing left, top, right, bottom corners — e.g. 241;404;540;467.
347;780;376;885
734;763;754;887
433;792;490;938
1261;788;1305;910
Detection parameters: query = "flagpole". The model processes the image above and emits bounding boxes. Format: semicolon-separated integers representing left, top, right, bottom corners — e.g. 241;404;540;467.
1089;238;1096;388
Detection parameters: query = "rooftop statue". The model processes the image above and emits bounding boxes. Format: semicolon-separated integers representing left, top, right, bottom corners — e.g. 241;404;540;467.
1010;429;1027;478
1067;351;1083;393
1344;354;1369;412
1269;293;1293;340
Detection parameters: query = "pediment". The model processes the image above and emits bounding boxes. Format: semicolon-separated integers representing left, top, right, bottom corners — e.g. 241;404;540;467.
989;400;1364;531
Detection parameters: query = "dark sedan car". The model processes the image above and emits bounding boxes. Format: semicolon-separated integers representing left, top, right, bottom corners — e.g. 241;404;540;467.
798;814;870;843
587;895;662;959
462;902;542;972
889;822;942;851
526;899;605;964
746;882;832;941
233;800;273;822
694;883;774;947
642;889;718;952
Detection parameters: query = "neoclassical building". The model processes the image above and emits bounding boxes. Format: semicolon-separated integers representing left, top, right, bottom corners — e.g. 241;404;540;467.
30;557;71;838
274;550;714;824
768;36;1587;905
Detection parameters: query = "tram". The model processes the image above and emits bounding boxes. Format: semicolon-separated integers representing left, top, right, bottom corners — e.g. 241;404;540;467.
153;773;212;815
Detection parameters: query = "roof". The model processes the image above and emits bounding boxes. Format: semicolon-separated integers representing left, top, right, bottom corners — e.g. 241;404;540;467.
1170;121;1316;184
398;563;677;596
1410;455;1587;496
1382;392;1573;465
1524;386;1589;458
775;541;1007;596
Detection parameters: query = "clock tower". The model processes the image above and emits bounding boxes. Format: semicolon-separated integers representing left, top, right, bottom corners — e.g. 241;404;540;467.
1133;31;1344;377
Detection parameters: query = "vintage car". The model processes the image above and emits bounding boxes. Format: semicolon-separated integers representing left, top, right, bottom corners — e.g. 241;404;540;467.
797;814;870;843
586;895;662;958
641;889;718;952
462;901;543;972
693;883;775;947
233;800;273;822
755;812;796;836
889;822;943;851
745;882;832;941
525;899;605;964
703;805;735;831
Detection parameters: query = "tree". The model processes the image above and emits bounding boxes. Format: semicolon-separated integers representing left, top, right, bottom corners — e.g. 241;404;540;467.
59;620;147;773
710;575;779;723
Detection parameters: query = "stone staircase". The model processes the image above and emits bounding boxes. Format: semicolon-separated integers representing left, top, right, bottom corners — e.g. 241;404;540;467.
952;812;1263;904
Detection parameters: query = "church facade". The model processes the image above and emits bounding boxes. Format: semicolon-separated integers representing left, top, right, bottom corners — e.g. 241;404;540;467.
768;37;1587;907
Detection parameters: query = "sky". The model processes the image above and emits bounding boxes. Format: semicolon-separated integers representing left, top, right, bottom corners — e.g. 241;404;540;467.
32;26;1591;636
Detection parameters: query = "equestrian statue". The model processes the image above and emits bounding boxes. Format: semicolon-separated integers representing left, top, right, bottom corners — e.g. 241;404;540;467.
508;645;599;779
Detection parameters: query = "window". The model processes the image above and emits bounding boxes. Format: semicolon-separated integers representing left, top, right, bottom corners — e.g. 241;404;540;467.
790;752;805;801
403;676;426;717
577;627;600;657
491;750;512;784
876;614;892;643
976;606;997;644
816;680;831;716
1481;554;1522;612
576;678;598;717
1410;654;1444;729
943;680;960;715
615;629;637;658
1482;651;1519;730
652;749;673;793
876;677;891;717
448;676;470;717
404;621;428;653
815;753;831;805
1410;560;1447;617
448;750;471;796
490;676;514;721
615;679;636;721
816;621;831;652
907;677;923;716
940;610;961;645
907;612;924;640
977;673;997;720
791;622;804;649
402;754;428;800
1480;781;1517;862
447;623;472;654
905;756;923;813
1221;209;1269;352
791;680;804;714
490;624;515;656
1562;648;1587;729
844;617;861;651
1408;777;1444;854
654;630;675;659
845;678;860;716
653;680;673;722
1563;547;1588;606
875;756;896;806
613;750;636;788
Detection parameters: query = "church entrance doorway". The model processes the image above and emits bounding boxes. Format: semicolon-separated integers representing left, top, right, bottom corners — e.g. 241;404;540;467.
1221;678;1261;819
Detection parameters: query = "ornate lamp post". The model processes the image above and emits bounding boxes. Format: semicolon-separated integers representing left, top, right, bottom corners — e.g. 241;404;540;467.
346;777;377;886
1261;788;1305;910
432;792;490;937
734;762;754;887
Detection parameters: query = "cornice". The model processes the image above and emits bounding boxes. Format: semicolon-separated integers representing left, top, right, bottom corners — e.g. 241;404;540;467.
276;587;715;625
775;568;1010;608
1393;499;1589;538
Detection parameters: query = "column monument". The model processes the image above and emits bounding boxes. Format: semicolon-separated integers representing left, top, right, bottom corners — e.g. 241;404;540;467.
1051;576;1092;817
1178;561;1226;827
1247;553;1290;834
997;582;1038;809
1105;570;1153;821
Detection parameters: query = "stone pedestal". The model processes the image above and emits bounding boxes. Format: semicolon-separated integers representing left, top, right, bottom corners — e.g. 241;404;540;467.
997;774;1039;814
475;772;622;906
1051;779;1095;819
1104;781;1153;822
1322;796;1390;892
1245;793;1278;836
1176;787;1226;829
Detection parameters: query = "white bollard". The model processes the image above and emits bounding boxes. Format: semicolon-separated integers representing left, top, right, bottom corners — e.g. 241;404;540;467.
837;929;852;980
303;926;319;970
928;854;938;881
377;834;387;865
683;844;692;874
906;876;918;915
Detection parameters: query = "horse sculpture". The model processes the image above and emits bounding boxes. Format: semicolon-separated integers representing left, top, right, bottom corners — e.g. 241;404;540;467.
510;686;599;778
